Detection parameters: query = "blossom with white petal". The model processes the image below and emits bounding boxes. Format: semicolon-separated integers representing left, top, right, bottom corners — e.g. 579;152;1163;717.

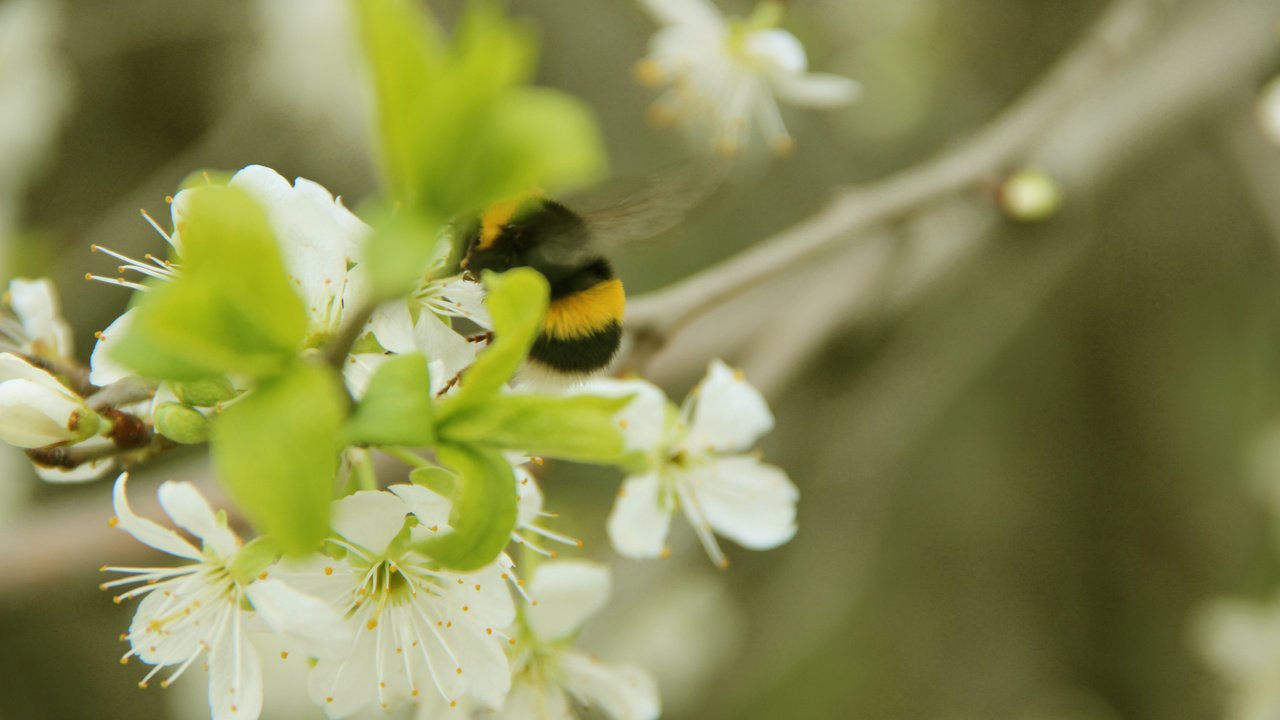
1195;594;1280;720
102;474;348;720
370;237;491;381
635;0;860;156
0;351;99;449
495;561;660;720
596;359;798;567
284;489;515;717
1;277;73;359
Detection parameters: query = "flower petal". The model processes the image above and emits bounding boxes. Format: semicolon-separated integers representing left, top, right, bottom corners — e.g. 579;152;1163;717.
561;651;661;720
369;299;416;354
413;310;477;379
207;617;264;720
244;578;351;659
494;680;573;720
111;473;202;560
771;71;862;108
0;378;83;447
433;277;492;330
331;490;408;555
451;617;511;707
607;473;672;559
745;29;808;74
0;351;70;392
526;560;611;640
157;481;240;558
691;456;798;550
34;456;114;483
9;277;72;358
687;359;774;453
389;483;453;533
88;309;137;386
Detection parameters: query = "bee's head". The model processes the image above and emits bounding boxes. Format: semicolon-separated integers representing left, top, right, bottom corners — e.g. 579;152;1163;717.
460;194;542;276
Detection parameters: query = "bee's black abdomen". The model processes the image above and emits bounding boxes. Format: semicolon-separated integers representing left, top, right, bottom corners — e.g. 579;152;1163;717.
528;320;622;374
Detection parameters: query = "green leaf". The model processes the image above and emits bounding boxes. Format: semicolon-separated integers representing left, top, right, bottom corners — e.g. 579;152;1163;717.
351;0;444;208
448;268;548;400
409;465;457;497
416;443;517;571
354;0;604;219
211;363;345;556
228;537;281;586
361;205;444;301
438;393;630;464
345;353;435;446
112;186;307;381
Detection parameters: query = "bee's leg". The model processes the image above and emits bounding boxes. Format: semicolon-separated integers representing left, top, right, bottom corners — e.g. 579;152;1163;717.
466;332;494;345
436;372;462;398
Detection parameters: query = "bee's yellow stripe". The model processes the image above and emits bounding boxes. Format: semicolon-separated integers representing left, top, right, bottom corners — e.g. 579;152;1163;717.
477;192;540;251
544;279;625;339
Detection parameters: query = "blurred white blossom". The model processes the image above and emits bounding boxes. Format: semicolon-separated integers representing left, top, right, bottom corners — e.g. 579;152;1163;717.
1195;594;1280;720
250;0;370;152
0;0;72;256
495;560;660;720
594;360;799;567
104;474;348;720
635;0;860;156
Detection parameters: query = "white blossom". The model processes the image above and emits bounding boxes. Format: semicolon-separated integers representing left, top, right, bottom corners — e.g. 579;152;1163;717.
495;561;660;720
598;360;798;567
0;352;98;449
370;236;491;382
635;0;859;156
281;489;516;717
102;474;348;720
1;277;73;359
1195;594;1280;720
0;0;72;254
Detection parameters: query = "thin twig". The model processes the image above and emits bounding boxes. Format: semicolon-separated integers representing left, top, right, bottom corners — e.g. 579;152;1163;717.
623;0;1154;370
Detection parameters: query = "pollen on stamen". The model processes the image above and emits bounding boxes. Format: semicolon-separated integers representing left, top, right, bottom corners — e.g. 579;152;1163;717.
508;639;516;646
412;689;419;697
94;331;105;341
455;667;463;675
160;680;170;689
462;605;469;612
474;584;481;591
107;517;118;529
450;700;458;708
120;657;130;665
324;566;333;576
280;651;288;660
325;697;334;704
138;681;148;689
258;571;268;580
367;619;378;630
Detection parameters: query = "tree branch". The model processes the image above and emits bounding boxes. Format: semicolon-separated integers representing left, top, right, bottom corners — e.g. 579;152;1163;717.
623;0;1154;370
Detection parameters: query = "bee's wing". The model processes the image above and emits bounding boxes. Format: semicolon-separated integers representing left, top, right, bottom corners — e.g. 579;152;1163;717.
569;160;727;253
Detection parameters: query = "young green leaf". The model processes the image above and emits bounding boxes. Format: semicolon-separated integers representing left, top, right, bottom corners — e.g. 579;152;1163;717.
438;393;629;464
447;268;548;400
111;186;307;380
344;353;435;447
211;363;345;556
416;442;518;571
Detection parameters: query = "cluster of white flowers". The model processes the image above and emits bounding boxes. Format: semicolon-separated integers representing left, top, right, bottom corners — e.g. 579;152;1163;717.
634;0;859;156
0;163;800;719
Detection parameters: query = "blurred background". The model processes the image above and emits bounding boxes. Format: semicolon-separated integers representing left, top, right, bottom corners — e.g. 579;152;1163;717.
1;0;1280;718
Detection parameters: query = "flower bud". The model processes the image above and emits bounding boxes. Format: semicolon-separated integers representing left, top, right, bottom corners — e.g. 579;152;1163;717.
173;377;237;407
153;402;211;444
0;353;100;448
999;168;1064;222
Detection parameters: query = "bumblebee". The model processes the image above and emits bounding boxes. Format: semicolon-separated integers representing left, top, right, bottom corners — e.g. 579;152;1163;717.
459;165;720;385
